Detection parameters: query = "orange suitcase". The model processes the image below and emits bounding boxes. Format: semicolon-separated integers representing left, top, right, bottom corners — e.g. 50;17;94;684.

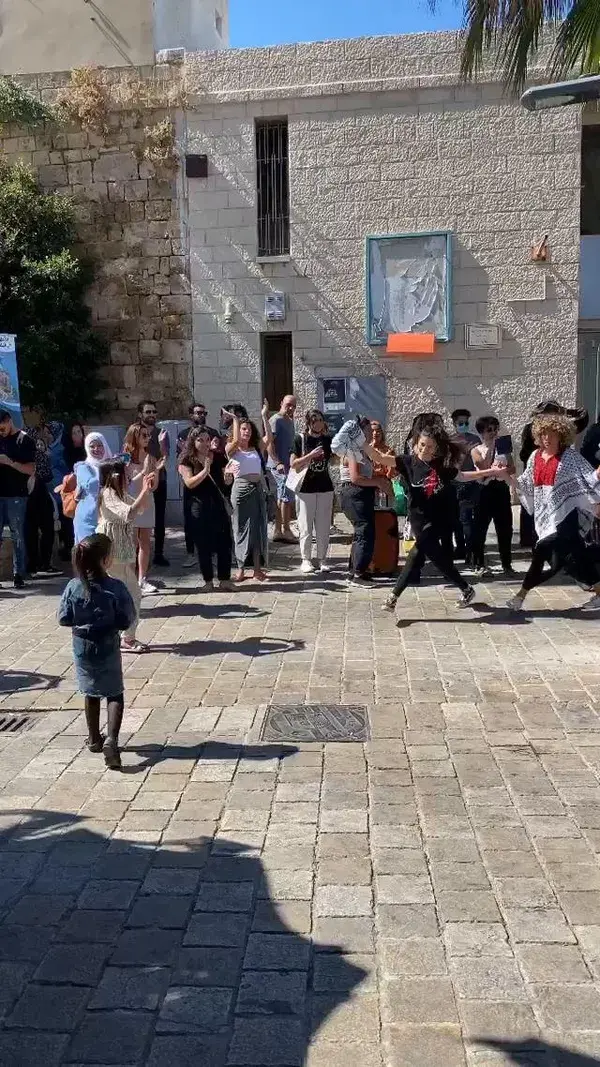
370;509;399;575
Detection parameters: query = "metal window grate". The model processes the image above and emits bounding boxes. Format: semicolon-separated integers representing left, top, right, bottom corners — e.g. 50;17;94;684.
256;119;290;257
0;713;37;736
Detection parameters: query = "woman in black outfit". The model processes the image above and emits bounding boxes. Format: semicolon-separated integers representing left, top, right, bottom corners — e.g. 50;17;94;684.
364;425;506;616
178;427;233;591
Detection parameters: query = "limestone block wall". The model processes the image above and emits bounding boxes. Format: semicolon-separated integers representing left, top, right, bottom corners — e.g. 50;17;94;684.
0;68;193;424
184;33;582;440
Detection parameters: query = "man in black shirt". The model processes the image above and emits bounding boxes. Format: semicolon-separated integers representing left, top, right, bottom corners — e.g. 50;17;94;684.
0;409;36;588
137;400;170;567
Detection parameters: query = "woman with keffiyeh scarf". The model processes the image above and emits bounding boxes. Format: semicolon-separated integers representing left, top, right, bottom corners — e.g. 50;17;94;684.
507;413;600;612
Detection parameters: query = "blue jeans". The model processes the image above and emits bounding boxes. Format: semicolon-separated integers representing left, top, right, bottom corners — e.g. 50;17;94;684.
0;496;28;576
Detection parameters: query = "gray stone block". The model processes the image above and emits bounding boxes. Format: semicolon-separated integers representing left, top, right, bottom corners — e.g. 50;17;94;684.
111;929;182;967
236;970;307;1014
126;895;193;928
157;986;232;1032
34;945;109;986
194;881;255;912
243;933;311;970
382;977;458;1025
0;1032;69;1067
5;894;72;927
228;1017;305;1065
6;982;90;1031
174;947;243;987
78;880;140;911
147;1034;229;1067
88;966;170;1010
66;1010;154;1063
184;913;249;948
57;911;126;944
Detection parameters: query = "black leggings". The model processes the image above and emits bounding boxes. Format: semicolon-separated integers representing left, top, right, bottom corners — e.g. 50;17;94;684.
340;484;376;576
85;695;124;744
522;524;599;593
393;525;470;599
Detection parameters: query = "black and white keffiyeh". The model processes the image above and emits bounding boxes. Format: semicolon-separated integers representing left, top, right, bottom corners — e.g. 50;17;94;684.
517;446;600;541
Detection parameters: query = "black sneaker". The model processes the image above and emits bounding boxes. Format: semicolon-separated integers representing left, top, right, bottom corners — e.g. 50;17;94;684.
457;586;475;608
37;566;62;577
349;573;373;586
13;574;25;590
153;556;170;568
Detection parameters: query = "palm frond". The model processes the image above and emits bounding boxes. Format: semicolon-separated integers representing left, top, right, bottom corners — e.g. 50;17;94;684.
552;0;600;76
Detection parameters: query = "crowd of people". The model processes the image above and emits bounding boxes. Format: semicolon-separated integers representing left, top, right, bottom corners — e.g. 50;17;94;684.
2;393;600;768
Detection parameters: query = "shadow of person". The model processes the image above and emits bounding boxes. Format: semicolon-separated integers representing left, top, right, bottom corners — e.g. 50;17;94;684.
124;740;299;775
477;1037;600;1066
148;637;306;658
0;808;368;1065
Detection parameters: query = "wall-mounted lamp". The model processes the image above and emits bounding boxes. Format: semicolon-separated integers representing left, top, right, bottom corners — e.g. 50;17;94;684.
223;299;234;325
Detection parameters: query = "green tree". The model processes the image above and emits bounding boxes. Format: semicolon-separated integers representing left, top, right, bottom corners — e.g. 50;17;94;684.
0;161;106;418
437;0;600;93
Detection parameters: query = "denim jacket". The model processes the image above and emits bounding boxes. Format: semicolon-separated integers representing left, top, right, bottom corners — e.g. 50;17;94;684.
58;577;135;638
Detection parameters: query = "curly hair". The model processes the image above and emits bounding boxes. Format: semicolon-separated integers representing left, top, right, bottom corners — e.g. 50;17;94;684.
532;413;575;452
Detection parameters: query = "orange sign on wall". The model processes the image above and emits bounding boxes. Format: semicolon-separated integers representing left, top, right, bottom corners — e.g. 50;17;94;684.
385;333;437;356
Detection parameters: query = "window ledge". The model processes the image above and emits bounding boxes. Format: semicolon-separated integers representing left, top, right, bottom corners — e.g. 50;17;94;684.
256;254;291;264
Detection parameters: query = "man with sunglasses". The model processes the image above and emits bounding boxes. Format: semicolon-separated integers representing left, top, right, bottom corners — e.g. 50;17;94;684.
137;400;170;567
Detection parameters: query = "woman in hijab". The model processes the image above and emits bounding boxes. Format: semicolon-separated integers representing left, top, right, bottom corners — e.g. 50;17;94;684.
73;432;112;545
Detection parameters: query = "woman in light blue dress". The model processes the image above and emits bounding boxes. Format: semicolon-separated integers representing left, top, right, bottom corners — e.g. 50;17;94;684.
73;433;112;545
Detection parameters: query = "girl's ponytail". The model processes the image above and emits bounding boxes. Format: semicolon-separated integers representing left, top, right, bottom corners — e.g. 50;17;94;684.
73;533;112;599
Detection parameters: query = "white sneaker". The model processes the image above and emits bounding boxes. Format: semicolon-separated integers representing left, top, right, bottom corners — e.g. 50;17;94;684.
140;579;158;596
200;581;215;592
300;560;314;574
381;595;397;612
182;557;196;569
318;562;331;573
506;595;525;611
581;593;600;612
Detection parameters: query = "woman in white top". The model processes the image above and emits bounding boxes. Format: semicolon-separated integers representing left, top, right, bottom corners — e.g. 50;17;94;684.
97;459;154;653
225;399;275;582
123;423;160;595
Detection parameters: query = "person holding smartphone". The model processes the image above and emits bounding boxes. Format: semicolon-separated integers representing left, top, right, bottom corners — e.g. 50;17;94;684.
471;416;516;576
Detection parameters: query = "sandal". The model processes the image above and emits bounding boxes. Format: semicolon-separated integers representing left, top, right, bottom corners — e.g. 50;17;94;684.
102;737;122;771
253;570;269;582
234;571;247;583
87;733;105;754
121;639;148;654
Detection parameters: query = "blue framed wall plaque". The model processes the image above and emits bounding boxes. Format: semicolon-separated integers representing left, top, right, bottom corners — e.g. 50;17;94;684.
366;231;452;345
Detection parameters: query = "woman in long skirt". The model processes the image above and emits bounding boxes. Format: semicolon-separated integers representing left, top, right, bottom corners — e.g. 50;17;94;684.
225;399;275;582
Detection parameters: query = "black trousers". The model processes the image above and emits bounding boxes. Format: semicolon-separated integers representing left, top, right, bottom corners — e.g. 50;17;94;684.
25;479;55;572
190;499;232;583
519;506;537;550
474;481;513;570
522;513;599;593
393;525;470;598
456;483;480;565
153;475;167;560
340;484;376;576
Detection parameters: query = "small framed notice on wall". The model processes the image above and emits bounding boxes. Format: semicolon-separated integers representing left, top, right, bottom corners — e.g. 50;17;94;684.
265;292;286;321
464;324;502;350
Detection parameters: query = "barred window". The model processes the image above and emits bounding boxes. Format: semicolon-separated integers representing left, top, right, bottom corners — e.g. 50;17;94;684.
255;119;290;257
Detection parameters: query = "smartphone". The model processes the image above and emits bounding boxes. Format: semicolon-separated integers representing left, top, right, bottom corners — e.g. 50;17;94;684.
495;435;512;456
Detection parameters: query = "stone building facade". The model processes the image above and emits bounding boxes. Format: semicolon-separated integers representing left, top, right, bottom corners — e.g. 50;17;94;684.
0;32;583;437
184;33;581;439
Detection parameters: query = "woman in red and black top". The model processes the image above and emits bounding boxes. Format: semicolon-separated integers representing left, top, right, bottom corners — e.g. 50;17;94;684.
507;413;600;612
364;425;506;616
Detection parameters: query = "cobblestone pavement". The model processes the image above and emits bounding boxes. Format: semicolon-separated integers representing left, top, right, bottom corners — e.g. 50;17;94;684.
2;530;600;1065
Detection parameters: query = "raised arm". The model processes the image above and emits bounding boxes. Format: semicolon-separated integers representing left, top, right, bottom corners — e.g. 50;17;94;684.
363;442;396;471
225;416;241;457
260;398;276;460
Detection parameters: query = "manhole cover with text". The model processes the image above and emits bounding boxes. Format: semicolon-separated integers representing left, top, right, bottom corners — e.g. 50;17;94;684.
260;704;369;743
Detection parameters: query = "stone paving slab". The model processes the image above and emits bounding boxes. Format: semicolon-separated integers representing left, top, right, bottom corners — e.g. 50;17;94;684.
2;533;600;1063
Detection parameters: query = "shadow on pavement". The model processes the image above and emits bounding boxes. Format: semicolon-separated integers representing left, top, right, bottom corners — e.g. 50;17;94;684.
477;1037;600;1066
0;806;368;1065
149;638;305;658
146;603;269;619
0;670;61;694
124;740;299;774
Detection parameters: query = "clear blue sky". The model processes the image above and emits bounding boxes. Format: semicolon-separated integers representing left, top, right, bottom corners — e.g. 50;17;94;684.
229;0;462;49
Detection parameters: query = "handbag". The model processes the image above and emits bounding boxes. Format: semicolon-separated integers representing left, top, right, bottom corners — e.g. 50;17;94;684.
285;434;308;494
55;472;77;518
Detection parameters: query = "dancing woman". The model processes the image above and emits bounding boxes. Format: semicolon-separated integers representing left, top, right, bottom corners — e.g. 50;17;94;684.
225;400;275;582
506;413;600;612
363;425;506;615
